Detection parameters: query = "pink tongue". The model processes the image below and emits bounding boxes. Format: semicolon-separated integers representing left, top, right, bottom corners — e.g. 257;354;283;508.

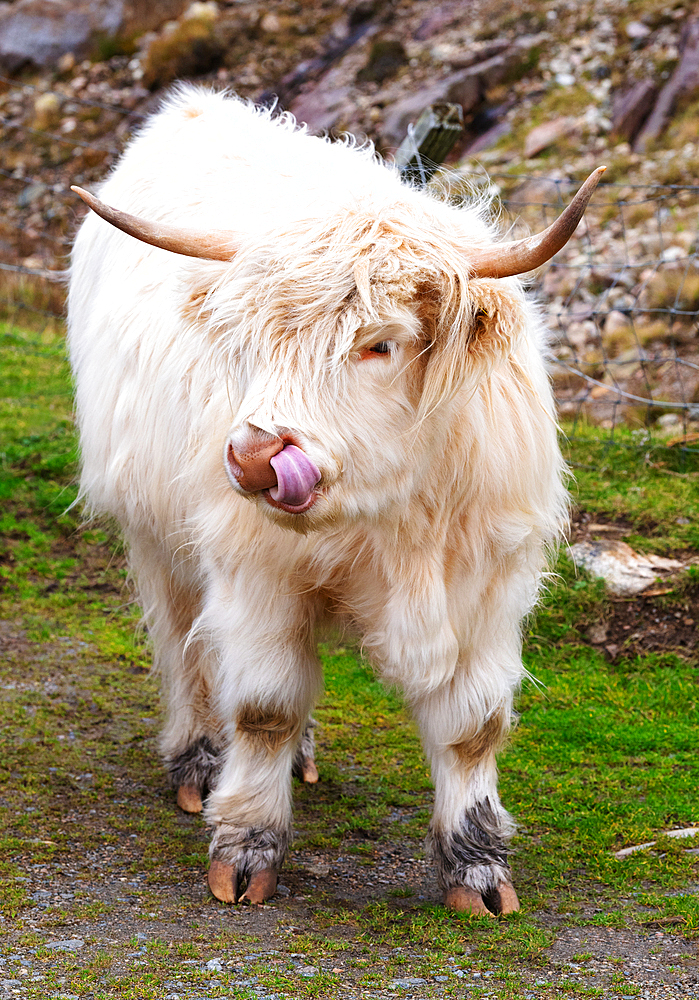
269;445;320;506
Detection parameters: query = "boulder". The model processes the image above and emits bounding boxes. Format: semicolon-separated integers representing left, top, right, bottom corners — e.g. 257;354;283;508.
570;539;683;597
524;116;578;158
0;0;191;72
289;84;351;134
634;18;699;152
611;79;658;142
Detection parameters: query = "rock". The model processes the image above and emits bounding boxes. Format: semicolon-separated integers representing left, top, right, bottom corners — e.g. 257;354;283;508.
56;50;75;72
0;0;191;72
182;1;217;22
289;84;351;134
33;91;61;129
524;116;578;157
45;938;85;951
297;965;319;978
465;119;510;154
612;80;658;142
356;38;408;83
634;18;699;152
414;5;461;41
570;540;683;597
585;623;608;644
381;67;481;149
438;39;510;70
603;310;632;336
17;182;48;208
260;11;280;33
626;20;651;41
379;37;541;152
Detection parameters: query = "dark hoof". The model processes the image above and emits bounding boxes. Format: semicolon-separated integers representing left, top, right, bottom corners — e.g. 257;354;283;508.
208;859;238;903
176;784;203;814
238;867;278;904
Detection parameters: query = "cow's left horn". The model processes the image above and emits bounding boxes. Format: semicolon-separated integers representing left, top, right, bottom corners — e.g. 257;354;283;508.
468;166;605;279
71;186;238;261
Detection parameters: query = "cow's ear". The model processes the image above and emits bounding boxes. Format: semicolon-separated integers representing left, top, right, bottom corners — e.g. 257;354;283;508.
419;277;526;419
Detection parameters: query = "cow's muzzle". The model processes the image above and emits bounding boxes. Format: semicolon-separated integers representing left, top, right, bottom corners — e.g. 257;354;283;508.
225;427;321;513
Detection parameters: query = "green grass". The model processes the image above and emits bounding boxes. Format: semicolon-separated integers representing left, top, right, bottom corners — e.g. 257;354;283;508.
1;318;699;997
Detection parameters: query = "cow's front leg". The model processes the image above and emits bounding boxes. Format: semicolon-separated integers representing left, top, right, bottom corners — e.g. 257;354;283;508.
413;678;520;917
200;571;321;904
206;690;318;903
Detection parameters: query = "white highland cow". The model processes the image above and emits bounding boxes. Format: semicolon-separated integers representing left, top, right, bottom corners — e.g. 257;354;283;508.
68;86;603;914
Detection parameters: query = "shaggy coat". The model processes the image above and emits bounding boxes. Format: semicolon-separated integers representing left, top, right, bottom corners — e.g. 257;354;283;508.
68;86;569;913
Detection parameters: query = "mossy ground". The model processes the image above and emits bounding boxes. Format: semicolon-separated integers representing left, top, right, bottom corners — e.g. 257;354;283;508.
1;320;698;997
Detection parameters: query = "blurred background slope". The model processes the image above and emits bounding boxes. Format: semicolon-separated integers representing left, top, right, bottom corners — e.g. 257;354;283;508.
1;0;698;435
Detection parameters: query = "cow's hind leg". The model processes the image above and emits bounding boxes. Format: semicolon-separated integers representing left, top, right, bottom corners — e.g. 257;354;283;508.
413;673;520;917
292;717;318;784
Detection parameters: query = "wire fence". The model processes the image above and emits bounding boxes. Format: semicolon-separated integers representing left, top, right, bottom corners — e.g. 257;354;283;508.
2;73;699;450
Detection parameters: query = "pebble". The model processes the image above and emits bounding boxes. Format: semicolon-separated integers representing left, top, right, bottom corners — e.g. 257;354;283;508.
297;965;319;977
45;938;84;951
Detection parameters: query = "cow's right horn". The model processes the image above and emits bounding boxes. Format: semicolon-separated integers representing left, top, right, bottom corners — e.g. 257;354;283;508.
467;166;605;279
71;186;238;261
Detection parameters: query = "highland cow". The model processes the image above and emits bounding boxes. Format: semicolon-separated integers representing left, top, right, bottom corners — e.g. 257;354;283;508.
68;86;603;914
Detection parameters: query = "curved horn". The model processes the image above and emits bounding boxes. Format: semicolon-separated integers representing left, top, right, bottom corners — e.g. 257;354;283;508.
71;186;238;261
468;166;606;279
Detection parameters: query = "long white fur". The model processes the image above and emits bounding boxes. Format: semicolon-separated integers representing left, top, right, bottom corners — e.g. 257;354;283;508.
68;85;568;887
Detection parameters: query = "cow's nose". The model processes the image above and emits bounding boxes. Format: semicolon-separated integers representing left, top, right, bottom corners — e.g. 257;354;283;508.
226;429;283;492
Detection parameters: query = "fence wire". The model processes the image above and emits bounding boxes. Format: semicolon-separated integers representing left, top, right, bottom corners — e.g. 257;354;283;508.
2;74;698;451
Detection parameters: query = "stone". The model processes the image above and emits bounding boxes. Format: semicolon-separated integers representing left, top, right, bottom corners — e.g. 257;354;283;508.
356;38;408;84
635;18;699;152
17;182;48;209
570;539;683;597
611;79;658;142
381;69;480;150
32;91;61;129
289;84;351;134
524;116;578;158
297;965;319;978
585;623;609;644
382;35;545;150
0;0;191;72
603;310;633;336
45;938;85;951
466;119;510;154
626;20;651;41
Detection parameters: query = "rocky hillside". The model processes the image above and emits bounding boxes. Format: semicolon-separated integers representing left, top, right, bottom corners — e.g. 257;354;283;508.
2;0;698;268
1;0;698;427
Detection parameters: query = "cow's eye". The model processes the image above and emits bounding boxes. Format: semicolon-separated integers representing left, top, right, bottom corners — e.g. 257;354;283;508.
368;341;391;355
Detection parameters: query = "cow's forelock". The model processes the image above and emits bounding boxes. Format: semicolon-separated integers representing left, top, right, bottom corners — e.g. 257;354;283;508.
191;209;529;526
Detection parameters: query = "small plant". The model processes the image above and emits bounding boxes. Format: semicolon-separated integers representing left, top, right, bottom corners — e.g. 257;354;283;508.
143;16;224;90
642;269;699;312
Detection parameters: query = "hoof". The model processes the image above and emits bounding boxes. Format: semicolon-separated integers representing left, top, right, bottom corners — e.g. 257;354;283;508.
238;867;278;905
444;882;519;917
444;886;495;917
300;757;319;784
176;784;203;814
208;859;238;903
492;881;521;915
